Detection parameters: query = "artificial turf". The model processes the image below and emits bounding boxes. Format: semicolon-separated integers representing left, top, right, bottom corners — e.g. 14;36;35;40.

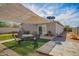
3;38;49;56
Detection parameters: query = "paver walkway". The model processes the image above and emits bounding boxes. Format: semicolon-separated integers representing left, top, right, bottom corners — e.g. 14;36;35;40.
53;32;67;42
0;44;19;56
40;36;56;40
0;39;19;56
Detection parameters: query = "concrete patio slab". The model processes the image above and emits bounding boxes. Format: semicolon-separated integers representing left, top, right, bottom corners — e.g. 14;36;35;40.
37;40;79;56
49;43;64;56
40;36;56;40
49;41;79;56
37;41;56;55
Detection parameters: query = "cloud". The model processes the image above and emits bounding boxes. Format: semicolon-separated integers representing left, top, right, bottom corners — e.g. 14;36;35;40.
22;3;79;27
55;7;76;20
22;3;48;17
22;3;64;17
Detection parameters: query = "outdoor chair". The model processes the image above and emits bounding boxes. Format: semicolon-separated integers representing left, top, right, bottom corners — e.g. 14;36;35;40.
11;32;23;44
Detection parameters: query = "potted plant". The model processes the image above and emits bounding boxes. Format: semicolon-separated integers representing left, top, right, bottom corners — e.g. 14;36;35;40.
47;31;53;36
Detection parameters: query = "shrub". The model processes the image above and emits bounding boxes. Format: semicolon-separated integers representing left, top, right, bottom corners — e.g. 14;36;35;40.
45;31;53;36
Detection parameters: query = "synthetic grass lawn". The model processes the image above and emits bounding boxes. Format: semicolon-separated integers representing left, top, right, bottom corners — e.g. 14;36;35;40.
0;34;13;40
3;38;49;56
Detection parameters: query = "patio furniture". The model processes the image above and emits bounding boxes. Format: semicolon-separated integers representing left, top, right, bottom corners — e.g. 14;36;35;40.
22;34;33;38
11;30;32;42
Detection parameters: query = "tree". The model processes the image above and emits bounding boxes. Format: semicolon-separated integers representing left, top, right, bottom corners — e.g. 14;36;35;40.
0;22;10;27
64;25;72;32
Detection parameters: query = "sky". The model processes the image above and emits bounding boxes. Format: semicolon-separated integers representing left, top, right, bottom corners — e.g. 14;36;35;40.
22;3;79;27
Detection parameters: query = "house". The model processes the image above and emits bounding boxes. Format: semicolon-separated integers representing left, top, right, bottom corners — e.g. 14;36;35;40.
72;27;79;36
0;3;64;36
22;19;64;36
45;20;64;36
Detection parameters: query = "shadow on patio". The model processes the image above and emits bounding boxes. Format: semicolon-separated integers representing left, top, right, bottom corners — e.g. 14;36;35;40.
52;31;67;42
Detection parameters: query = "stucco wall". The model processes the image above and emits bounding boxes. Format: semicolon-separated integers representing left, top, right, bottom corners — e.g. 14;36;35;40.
46;22;64;36
55;23;64;35
22;22;64;36
23;24;47;35
46;23;56;35
22;24;38;33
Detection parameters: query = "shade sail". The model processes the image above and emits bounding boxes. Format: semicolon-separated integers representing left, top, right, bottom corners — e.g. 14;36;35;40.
0;3;49;24
0;3;33;20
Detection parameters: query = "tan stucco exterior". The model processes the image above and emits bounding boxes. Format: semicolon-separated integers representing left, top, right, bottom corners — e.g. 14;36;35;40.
22;21;64;36
22;24;38;34
46;21;64;36
55;22;64;35
46;22;56;35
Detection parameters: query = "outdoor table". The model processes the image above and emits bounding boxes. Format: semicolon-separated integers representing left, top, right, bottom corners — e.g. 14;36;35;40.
15;34;33;41
22;34;33;38
15;34;33;43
